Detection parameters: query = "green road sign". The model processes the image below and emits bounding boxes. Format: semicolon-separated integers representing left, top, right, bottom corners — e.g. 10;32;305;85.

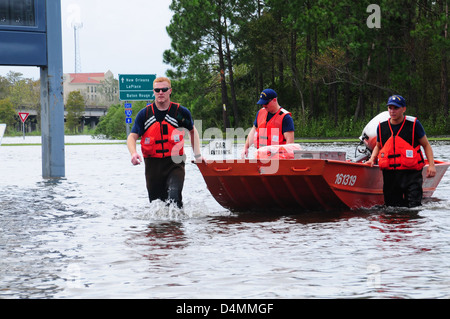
118;74;156;101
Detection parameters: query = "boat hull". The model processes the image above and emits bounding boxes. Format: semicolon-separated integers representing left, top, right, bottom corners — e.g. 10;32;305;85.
195;159;450;212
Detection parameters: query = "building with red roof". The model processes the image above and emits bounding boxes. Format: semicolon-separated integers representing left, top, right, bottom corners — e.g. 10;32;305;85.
63;70;118;107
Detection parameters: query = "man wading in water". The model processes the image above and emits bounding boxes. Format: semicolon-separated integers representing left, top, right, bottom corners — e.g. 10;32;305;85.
127;77;203;208
365;95;436;207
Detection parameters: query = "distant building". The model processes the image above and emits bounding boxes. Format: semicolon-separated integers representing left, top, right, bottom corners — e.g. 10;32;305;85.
63;70;119;130
63;70;119;107
6;70;120;133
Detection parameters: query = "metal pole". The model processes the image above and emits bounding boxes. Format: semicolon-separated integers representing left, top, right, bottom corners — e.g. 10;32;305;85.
125;101;130;137
40;0;65;178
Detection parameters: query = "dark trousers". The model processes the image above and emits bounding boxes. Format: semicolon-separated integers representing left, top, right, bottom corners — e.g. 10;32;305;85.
144;156;186;208
382;169;423;208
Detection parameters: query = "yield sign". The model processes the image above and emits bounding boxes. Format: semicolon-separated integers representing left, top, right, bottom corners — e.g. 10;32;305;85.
19;112;30;123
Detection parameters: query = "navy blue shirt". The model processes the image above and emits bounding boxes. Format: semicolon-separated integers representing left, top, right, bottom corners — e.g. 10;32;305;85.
253;109;295;134
376;118;426;143
131;103;194;137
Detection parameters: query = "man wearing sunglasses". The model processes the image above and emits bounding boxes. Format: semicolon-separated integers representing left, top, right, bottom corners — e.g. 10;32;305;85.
242;88;295;158
127;77;203;208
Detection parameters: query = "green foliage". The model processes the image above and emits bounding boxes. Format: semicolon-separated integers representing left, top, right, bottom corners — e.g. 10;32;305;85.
0;76;10;100
65;91;86;133
3;71;39;109
0;98;16;132
94;103;126;139
421;115;450;136
93;101;147;140
292;108;366;138
163;0;449;137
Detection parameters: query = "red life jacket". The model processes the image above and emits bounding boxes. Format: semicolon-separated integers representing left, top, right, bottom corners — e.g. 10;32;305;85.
253;108;290;148
141;103;185;158
377;116;425;170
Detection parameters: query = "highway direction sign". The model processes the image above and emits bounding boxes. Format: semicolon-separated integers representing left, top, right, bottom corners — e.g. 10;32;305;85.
119;74;156;101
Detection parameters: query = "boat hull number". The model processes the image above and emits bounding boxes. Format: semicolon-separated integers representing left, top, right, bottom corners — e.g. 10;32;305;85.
335;174;357;186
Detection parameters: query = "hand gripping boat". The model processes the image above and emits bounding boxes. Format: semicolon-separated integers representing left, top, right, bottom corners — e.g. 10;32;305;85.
195;113;450;212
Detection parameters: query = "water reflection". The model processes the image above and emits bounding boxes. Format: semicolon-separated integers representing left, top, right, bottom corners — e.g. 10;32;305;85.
208;207;419;226
126;221;188;261
367;209;426;246
144;221;187;250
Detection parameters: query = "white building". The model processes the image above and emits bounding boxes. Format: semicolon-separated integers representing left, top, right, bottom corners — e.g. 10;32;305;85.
63;70;118;107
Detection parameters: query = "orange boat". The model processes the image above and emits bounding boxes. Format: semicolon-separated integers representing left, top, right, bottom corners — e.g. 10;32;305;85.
196;112;449;212
195;150;450;212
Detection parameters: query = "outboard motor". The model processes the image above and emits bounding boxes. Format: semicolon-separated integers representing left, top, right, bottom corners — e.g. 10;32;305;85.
354;111;390;162
359;111;390;151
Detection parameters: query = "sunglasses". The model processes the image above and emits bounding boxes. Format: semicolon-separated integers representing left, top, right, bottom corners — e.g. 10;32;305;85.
154;87;170;93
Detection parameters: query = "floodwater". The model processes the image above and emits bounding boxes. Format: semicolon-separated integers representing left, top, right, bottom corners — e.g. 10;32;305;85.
1;136;449;299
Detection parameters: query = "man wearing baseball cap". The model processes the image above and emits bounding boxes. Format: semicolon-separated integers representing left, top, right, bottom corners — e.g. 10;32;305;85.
242;88;295;158
366;95;436;207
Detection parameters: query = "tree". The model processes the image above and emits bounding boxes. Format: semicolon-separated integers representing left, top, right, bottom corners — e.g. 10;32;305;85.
97;76;120;107
94;102;149;140
162;0;449;137
8;76;40;111
65;90;85;133
165;0;258;130
0;76;10;100
0;99;17;132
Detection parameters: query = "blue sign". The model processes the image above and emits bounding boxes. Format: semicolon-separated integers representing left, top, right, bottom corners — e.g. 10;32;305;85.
0;0;65;178
125;110;132;117
124;103;132;109
0;0;47;66
126;118;132;124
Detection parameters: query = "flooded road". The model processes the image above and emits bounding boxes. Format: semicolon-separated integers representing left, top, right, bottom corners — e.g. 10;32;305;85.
1;136;449;298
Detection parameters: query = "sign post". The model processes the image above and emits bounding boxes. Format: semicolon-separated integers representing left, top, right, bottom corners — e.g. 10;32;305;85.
40;0;65;178
18;112;30;139
124;102;132;136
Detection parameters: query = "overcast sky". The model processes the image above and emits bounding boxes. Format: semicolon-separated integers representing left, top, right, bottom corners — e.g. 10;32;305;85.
0;0;173;80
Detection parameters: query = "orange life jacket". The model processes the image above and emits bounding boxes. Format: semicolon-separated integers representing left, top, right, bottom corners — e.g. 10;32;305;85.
377;116;425;170
141;103;185;158
254;108;290;148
